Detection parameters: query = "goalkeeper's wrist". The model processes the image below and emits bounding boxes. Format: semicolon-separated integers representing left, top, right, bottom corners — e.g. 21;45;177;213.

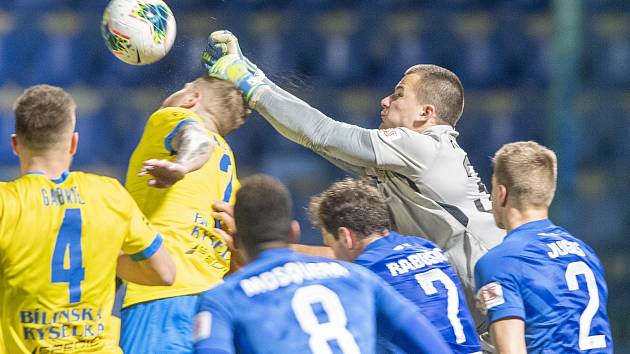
236;73;268;106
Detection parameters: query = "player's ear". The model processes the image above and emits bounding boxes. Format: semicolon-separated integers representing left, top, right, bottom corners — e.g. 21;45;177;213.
416;104;435;127
337;227;353;249
69;132;79;156
10;134;19;156
498;184;508;207
289;220;301;244
180;91;201;109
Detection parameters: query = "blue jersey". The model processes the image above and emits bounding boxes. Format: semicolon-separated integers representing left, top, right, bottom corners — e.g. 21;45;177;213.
475;219;612;353
193;248;451;354
355;232;481;354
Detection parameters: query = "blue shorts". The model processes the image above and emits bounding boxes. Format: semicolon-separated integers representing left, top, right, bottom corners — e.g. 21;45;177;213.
120;295;199;354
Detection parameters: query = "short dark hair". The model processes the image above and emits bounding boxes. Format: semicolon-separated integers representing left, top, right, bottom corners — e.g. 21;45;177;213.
309;178;390;239
13;85;76;151
234;174;293;256
405;64;464;126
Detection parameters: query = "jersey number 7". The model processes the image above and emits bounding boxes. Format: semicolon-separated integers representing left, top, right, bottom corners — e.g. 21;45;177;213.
415;268;466;343
51;208;85;304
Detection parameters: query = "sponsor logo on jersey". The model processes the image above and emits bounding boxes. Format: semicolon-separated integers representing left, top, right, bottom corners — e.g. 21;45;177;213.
476;282;505;314
378;129;401;141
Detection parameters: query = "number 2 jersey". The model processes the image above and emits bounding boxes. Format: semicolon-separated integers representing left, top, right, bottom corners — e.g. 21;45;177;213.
0;172;162;353
355;232;481;354
193;248;452;354
124;107;239;307
475;219;613;353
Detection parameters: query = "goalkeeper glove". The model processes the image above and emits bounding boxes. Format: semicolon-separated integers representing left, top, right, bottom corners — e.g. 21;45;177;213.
202;30;266;103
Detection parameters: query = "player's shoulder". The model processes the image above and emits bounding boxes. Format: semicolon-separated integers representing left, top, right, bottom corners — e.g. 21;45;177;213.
476;236;526;275
357;232;437;264
150;106;196;120
72;171;124;190
147;106;202;128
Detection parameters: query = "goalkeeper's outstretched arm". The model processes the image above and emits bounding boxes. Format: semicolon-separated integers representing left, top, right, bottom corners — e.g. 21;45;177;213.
253;81;379;170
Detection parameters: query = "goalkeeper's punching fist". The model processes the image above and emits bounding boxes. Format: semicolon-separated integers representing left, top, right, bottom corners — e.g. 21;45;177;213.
203;30;266;103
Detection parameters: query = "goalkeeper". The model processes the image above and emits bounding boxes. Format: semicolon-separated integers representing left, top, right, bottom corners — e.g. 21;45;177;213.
204;30;505;336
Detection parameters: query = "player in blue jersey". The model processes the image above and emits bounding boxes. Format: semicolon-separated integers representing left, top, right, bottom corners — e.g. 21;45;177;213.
308;178;481;354
475;141;613;353
193;174;451;354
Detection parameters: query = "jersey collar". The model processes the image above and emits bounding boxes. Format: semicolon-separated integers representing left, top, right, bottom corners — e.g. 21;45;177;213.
506;218;554;238
26;170;70;184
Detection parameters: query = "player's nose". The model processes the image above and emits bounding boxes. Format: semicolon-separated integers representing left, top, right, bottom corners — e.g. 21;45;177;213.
380;96;390;109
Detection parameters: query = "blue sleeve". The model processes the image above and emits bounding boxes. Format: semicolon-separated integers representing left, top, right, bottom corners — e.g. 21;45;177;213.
474;253;525;323
371;272;451;354
193;290;235;354
164;118;198;153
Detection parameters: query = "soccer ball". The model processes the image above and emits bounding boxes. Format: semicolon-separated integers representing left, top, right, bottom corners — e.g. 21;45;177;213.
101;0;176;65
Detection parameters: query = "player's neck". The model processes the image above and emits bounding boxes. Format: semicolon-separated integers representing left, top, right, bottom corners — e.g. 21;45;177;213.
504;207;549;233
19;153;72;180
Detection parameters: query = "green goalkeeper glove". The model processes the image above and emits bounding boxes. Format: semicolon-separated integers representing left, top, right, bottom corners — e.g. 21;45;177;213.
202;30;266;102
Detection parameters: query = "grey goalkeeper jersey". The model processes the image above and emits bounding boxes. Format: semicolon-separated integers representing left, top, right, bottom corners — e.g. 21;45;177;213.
252;82;505;328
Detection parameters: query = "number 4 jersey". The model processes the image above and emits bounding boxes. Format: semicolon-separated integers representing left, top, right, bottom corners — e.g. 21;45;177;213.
0;172;162;353
475;219;613;353
354;232;481;354
193;248;452;354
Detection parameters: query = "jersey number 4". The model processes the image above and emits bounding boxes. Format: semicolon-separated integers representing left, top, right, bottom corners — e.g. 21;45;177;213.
565;261;607;350
291;285;361;354
51;208;85;304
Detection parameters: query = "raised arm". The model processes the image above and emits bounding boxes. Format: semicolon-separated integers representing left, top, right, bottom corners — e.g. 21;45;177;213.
140;121;213;188
254;82;378;169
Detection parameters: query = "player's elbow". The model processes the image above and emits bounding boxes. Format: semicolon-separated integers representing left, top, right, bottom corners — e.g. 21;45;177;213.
154;247;176;286
145;245;176;286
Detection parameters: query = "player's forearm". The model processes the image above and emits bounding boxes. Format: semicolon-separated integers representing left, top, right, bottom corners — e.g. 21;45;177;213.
117;247;175;286
253;82;377;169
490;318;527;354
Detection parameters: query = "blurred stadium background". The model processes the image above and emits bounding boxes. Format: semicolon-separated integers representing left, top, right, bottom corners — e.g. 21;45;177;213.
0;0;627;348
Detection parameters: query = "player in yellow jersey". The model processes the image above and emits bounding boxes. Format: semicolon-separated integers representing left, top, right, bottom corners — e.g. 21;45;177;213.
119;76;251;354
0;85;176;354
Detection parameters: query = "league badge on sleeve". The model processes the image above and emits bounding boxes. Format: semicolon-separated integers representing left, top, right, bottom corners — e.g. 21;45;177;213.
193;311;212;343
476;282;504;314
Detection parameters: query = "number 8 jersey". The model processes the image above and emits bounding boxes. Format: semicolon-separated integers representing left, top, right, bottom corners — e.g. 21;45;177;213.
0;172;162;353
193;248;452;354
474;219;613;353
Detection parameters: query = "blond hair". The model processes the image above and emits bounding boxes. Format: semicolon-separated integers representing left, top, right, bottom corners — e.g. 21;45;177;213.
492;141;557;209
404;64;464;126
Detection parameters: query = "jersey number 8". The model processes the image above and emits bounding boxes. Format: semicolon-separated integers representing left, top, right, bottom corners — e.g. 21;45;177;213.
291;285;361;354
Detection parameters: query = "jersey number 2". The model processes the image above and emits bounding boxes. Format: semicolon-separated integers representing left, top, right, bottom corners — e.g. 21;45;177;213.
415;268;466;343
51;208;85;304
565;261;607;350
291;285;361;354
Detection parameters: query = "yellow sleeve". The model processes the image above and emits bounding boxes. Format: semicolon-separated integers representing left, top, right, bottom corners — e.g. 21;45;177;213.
147;107;203;154
113;182;163;260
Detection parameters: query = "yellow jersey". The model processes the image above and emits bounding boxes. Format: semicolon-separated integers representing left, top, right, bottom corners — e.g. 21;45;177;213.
0;172;161;354
124;107;238;307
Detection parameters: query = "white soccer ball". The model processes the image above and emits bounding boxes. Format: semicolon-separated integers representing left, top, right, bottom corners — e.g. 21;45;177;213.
101;0;176;65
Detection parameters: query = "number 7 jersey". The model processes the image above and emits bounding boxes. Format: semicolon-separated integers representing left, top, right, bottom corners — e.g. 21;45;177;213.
0;172;162;353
